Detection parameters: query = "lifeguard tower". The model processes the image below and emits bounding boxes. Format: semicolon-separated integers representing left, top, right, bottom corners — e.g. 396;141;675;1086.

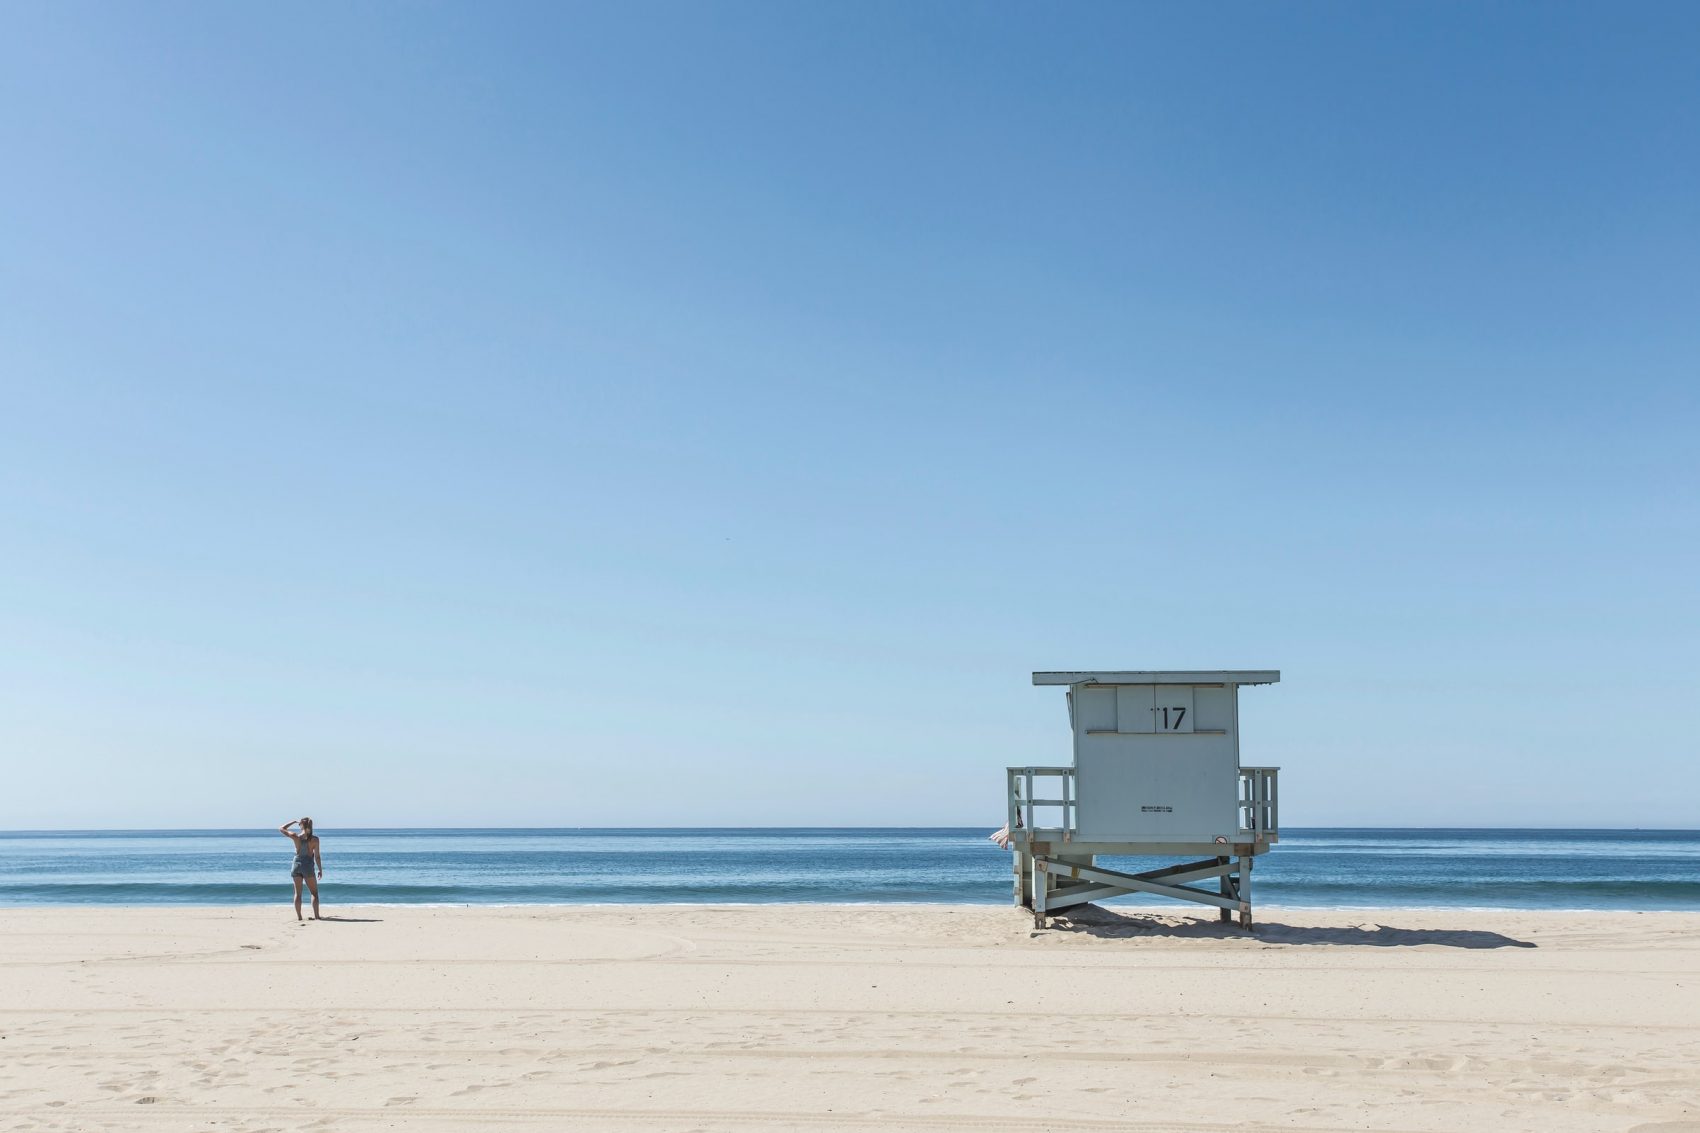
1006;671;1280;929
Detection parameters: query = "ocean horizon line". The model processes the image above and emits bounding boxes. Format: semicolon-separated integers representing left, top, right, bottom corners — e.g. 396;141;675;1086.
6;823;1699;836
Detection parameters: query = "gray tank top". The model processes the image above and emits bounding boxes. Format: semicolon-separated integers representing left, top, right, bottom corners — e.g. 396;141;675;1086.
293;836;315;865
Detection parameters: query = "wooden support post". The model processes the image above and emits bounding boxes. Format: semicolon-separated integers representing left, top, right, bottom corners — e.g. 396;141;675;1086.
1032;856;1048;929
1237;855;1253;931
1217;855;1232;923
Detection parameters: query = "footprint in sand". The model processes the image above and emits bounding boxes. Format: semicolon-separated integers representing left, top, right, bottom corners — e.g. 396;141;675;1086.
582;1059;639;1071
452;1082;517;1097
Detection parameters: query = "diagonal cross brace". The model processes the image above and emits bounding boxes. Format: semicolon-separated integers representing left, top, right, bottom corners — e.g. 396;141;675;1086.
1040;881;1127;913
1035;856;1241;913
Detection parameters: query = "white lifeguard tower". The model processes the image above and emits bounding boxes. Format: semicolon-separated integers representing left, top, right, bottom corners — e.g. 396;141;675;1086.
1007;670;1281;929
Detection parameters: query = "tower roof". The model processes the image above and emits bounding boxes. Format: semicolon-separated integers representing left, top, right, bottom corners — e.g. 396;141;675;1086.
1031;670;1280;686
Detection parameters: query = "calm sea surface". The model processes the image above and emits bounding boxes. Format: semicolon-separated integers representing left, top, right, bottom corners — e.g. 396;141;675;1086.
1;828;1697;910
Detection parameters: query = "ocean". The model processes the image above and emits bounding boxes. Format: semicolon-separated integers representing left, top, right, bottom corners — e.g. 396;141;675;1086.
1;828;1697;910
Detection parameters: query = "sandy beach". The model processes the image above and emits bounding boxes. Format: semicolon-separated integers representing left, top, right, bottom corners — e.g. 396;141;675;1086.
2;904;1697;1133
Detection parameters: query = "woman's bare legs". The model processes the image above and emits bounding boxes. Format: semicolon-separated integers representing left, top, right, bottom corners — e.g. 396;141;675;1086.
291;876;305;921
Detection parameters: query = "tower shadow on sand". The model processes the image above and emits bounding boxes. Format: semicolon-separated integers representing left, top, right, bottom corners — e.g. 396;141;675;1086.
1044;905;1537;949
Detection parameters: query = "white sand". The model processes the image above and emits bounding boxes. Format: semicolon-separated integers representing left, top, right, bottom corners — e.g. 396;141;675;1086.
2;903;1698;1132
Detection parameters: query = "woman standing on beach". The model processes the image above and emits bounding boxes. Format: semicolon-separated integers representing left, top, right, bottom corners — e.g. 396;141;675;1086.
279;818;323;921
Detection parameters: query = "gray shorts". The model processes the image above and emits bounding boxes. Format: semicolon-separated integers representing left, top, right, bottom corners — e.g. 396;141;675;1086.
292;860;313;879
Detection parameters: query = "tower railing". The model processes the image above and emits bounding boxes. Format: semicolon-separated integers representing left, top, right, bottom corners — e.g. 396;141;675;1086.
1005;764;1281;842
1238;766;1279;838
1005;766;1076;839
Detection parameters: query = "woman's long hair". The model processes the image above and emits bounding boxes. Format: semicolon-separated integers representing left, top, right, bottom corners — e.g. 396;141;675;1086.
300;817;314;839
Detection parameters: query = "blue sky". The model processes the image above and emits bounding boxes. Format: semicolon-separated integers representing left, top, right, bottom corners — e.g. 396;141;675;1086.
2;3;1695;829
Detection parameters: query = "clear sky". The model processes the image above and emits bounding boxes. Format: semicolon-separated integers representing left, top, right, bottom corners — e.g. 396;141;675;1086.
2;3;1695;830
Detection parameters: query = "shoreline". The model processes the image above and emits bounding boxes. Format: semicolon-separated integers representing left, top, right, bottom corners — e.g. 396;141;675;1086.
6;899;1700;914
4;904;1698;1131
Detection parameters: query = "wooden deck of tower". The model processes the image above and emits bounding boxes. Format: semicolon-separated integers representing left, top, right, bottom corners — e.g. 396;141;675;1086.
1008;670;1281;929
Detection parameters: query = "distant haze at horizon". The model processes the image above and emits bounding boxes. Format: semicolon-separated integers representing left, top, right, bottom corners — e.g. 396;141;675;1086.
2;4;1695;831
4;825;1698;835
